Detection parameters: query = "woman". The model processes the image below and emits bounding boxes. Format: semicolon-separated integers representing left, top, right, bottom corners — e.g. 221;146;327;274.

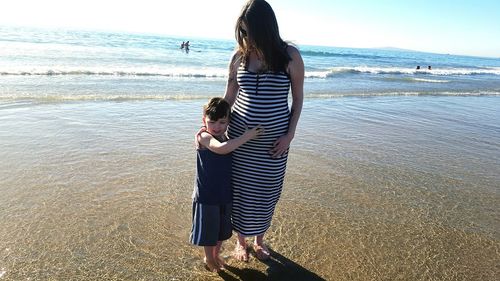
223;0;304;261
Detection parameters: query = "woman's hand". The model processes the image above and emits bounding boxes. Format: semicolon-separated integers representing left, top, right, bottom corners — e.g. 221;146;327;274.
269;134;293;158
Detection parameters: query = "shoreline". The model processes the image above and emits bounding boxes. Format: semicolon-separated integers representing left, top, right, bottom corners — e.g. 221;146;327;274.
1;90;500;107
0;96;498;280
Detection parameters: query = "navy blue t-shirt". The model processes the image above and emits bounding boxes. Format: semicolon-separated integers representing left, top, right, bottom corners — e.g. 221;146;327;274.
192;147;232;205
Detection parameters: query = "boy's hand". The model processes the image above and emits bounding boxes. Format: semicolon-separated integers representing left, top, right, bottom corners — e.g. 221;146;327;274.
244;125;264;139
194;126;207;149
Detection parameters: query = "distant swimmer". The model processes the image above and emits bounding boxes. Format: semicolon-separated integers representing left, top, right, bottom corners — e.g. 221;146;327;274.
428;65;432;70
416;65;421;70
180;40;190;53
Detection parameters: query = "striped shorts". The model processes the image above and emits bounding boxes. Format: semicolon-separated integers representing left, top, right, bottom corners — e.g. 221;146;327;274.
189;202;232;246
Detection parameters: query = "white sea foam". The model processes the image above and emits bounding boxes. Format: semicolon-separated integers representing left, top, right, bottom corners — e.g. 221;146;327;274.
0;93;211;102
0;66;228;78
2;91;499;105
412;78;450;83
3;65;498;79
303;67;500;78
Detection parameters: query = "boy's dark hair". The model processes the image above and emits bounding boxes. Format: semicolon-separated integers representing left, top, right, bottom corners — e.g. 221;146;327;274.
203;97;231;120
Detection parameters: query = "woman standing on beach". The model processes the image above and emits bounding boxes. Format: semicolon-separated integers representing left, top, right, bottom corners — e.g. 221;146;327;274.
224;0;304;261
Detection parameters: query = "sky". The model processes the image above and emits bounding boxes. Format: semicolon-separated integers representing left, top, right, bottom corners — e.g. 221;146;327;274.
1;0;499;58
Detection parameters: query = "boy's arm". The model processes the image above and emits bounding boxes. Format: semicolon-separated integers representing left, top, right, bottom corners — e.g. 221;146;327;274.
198;126;263;155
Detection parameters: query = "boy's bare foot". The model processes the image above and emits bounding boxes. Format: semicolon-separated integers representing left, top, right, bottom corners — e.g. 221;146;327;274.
203;257;220;272
233;242;249;262
216;256;226;270
253;243;270;260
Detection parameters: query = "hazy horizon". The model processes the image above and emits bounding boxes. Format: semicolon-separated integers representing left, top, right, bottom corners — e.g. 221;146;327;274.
1;0;500;58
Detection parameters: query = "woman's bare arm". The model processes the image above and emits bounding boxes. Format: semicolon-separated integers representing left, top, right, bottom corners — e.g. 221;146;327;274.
270;45;304;158
223;52;241;106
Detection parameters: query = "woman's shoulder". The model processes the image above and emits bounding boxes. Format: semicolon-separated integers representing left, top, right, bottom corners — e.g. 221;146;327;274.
285;44;301;59
229;51;244;72
230;50;244;64
284;44;304;75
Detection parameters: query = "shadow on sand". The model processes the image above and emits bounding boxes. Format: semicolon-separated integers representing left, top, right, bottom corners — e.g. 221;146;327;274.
218;248;326;281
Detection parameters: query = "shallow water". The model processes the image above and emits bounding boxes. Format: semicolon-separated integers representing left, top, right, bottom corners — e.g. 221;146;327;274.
0;96;499;280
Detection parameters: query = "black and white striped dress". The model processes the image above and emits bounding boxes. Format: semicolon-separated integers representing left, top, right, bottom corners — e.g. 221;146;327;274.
227;65;291;236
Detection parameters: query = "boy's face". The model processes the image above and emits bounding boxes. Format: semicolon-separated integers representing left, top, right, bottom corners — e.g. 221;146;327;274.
203;116;229;137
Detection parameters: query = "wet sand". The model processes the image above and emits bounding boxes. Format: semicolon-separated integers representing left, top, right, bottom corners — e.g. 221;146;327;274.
1;151;498;280
0;97;499;280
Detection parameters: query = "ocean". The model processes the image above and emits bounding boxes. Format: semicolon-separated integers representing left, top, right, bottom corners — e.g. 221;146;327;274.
0;26;499;280
1;25;500;102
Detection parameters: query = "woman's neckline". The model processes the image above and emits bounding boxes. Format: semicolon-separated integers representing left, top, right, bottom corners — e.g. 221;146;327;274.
241;67;287;75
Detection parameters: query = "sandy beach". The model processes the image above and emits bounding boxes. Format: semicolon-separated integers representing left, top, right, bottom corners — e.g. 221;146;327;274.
1;97;499;280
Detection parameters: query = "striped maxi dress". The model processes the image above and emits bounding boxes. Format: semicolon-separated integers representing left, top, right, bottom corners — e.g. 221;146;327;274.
227;65;291;236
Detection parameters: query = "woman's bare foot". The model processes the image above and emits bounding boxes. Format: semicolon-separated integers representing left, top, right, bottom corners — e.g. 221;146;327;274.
253;243;270;260
203;257;220;272
233;242;249;262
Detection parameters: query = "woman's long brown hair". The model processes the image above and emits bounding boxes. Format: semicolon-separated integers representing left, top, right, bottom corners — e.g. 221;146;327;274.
235;0;291;72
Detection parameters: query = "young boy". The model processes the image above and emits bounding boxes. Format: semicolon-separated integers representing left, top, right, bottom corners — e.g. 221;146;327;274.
190;97;262;272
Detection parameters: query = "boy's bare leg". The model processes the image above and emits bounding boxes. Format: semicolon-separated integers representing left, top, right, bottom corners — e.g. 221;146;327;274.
233;233;249;262
203;246;219;272
213;241;225;269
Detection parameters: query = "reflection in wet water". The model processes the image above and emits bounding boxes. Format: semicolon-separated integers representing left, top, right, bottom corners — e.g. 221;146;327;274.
0;97;499;280
1;151;497;280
